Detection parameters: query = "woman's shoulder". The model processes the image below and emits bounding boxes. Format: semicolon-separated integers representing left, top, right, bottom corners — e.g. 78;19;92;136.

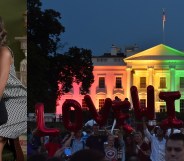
0;46;13;57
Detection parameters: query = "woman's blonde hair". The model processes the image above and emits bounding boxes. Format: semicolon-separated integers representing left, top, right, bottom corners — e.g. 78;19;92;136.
0;16;7;46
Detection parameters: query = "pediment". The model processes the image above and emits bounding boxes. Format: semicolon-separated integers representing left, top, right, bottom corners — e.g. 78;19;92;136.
124;44;184;61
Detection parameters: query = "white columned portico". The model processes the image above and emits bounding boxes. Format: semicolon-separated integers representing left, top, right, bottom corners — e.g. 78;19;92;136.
148;66;154;86
170;65;175;91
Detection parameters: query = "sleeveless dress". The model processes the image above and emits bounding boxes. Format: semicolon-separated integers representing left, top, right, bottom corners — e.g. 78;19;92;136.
0;47;27;138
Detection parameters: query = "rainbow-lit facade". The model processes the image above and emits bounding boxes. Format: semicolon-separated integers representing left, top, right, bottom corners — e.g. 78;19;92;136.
56;44;184;114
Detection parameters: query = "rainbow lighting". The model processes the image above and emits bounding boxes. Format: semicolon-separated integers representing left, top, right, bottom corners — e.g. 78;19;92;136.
56;44;184;114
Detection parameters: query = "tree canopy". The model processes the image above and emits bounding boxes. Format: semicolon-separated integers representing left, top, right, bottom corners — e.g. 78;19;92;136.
28;0;94;113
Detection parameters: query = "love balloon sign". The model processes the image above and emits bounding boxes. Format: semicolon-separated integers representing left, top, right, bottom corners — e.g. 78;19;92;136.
34;85;183;136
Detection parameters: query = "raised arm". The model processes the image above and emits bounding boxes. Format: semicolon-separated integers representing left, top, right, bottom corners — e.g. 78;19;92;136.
63;132;74;147
142;117;153;142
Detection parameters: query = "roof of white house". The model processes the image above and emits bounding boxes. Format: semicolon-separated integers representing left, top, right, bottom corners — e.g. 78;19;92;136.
124;44;184;61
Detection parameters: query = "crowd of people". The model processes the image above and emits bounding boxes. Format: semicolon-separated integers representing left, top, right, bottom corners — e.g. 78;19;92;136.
27;118;184;161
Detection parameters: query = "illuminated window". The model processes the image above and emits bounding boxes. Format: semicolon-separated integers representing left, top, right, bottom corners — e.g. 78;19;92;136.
99;99;105;110
160;105;166;112
116;77;122;88
160;77;166;88
82;99;88;110
140;99;146;108
99;77;105;88
140;77;146;88
180;99;184;112
180;77;184;88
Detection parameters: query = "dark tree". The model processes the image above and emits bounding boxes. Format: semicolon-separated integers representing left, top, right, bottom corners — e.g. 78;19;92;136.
28;0;64;56
50;47;94;97
28;0;94;113
28;0;65;112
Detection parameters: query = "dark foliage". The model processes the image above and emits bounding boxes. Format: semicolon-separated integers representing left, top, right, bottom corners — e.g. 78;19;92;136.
28;0;94;112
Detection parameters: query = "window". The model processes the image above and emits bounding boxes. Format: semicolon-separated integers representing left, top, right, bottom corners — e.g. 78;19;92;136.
180;77;184;88
114;58;121;62
180;99;184;112
160;77;166;88
140;99;146;108
140;77;146;88
99;77;105;88
160;105;166;112
116;77;122;88
97;58;107;62
82;99;88;110
99;99;105;110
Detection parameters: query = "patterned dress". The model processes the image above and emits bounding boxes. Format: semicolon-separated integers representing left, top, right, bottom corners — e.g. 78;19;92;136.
0;47;27;138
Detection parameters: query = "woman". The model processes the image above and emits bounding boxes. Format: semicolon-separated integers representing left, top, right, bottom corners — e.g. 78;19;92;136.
0;17;27;161
133;131;151;161
104;135;118;161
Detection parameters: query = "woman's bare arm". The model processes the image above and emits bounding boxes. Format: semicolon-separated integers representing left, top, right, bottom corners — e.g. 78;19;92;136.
0;47;12;98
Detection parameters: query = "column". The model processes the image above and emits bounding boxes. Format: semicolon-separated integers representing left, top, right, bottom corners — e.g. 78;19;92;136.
126;66;132;101
148;66;154;86
170;65;175;91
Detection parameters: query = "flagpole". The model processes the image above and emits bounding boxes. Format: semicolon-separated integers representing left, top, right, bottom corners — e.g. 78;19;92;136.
162;8;166;44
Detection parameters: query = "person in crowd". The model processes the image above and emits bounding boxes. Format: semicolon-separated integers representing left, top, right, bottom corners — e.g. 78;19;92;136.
103;127;125;161
0;16;27;161
165;133;184;161
61;132;71;145
113;96;121;103
27;127;35;156
85;119;97;127
165;128;181;139
133;131;151;161
82;127;92;143
115;130;126;161
69;149;105;161
29;130;42;155
104;134;118;161
124;135;135;161
64;130;85;155
86;124;107;155
54;147;66;161
180;127;184;134
44;135;62;158
143;117;166;161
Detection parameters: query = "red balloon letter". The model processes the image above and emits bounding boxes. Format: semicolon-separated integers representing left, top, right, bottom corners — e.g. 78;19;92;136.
84;95;112;127
130;85;155;120
34;103;60;137
62;99;83;132
159;91;183;129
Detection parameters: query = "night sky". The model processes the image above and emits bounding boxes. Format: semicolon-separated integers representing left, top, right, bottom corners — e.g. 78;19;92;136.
41;0;184;55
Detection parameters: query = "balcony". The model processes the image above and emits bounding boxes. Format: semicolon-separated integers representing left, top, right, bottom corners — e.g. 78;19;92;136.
113;88;124;94
96;87;107;94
